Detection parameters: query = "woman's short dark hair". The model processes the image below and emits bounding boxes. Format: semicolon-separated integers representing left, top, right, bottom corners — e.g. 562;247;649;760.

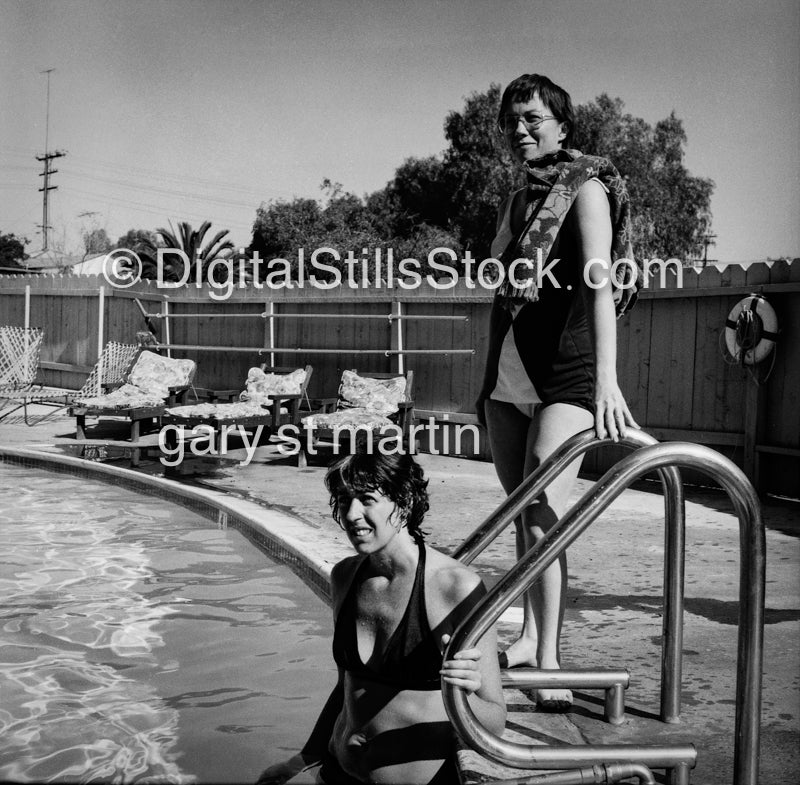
325;452;430;544
499;73;575;147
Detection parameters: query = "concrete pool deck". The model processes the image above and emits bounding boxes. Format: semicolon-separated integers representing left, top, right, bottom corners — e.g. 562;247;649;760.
1;407;798;784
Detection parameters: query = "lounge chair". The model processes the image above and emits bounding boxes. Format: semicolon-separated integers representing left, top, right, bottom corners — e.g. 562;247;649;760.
186;364;312;423
0;332;142;426
74;341;140;400
161;364;312;473
70;349;196;465
298;369;414;466
0;326;72;424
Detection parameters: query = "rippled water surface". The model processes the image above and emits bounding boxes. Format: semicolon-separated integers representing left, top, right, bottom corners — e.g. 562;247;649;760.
0;463;335;783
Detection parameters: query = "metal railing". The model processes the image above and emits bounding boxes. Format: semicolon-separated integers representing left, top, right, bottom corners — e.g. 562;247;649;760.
453;428;686;723
499;668;630;725
487;763;656;784
137;299;473;373
444;439;765;785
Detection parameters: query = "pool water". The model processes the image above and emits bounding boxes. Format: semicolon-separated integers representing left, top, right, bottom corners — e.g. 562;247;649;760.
0;463;335;783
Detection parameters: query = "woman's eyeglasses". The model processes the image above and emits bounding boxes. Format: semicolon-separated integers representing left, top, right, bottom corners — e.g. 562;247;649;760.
497;114;556;134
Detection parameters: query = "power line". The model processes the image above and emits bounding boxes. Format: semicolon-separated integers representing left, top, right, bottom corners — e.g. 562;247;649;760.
1;146;313;216
62;184;254;233
57;167;264;211
1;146;299;201
63;152;300;199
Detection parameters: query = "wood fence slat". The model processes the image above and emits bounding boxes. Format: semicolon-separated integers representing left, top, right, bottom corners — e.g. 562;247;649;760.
671;265;699;428
769;259;791;284
645;297;674;426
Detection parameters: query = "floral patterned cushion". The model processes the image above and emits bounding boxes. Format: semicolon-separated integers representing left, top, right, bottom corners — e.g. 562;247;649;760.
240;367;306;405
166;401;270;420
338;371;406;417
76;384;165;409
126;351;195;398
302;408;394;430
75;351;195;409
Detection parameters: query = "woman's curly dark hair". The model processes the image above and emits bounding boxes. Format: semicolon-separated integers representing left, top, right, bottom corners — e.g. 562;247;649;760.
324;452;430;544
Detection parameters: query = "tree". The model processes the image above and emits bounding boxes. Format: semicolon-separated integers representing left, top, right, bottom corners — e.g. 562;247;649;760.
136;221;235;282
115;228;158;276
376;87;520;261
249;184;461;283
440;85;523;257
249;197;323;277
82;227;114;257
117;228;157;253
250;191;390;283
0;232;29;272
572;95;714;260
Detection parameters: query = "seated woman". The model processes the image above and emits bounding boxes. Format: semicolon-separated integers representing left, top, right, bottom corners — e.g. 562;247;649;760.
257;451;506;784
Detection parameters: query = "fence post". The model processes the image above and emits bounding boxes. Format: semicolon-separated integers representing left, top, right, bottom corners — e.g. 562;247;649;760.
97;285;105;392
23;284;31;382
743;376;765;493
24;284;31;329
267;300;275;366
162;299;171;357
392;300;403;375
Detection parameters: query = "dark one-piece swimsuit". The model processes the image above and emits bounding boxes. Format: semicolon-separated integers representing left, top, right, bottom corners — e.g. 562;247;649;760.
323;541;458;784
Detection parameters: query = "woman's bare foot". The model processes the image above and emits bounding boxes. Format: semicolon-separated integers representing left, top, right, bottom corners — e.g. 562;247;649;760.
536;655;572;711
497;639;538;669
536;687;573;712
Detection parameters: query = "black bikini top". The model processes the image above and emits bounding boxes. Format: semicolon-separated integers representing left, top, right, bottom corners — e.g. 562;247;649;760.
332;542;443;690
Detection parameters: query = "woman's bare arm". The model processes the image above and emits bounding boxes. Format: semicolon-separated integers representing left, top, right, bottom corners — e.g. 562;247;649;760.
573;179;638;441
436;569;507;736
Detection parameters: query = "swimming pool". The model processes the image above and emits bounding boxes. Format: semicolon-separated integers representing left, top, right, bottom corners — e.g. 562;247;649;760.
0;462;335;783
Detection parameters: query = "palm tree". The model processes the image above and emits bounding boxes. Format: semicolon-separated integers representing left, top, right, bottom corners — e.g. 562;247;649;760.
152;221;235;283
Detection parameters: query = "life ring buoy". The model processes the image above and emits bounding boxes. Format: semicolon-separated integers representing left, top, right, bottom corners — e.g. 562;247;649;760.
724;294;778;365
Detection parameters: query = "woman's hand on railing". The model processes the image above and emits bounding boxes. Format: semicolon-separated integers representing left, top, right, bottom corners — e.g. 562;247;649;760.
440;633;483;694
593;376;639;442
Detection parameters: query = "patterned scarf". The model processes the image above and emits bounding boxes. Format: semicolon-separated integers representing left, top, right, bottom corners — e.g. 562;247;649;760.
496;148;638;316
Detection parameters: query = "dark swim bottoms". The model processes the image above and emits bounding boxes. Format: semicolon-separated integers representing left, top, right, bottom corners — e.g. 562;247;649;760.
319;751;458;785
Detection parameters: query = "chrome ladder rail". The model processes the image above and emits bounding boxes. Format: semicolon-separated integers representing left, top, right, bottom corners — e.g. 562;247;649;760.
452;428;686;723
443;441;765;785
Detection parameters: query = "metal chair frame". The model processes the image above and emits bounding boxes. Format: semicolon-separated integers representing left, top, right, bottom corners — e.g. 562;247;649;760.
0;326;70;424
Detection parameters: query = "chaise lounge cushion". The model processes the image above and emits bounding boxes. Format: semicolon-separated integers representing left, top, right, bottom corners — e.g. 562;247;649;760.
337;371;406;416
76;385;166;409
300;371;407;430
301;408;395;431
126;351;196;398
75;350;195;409
165;401;269;420
240;366;307;406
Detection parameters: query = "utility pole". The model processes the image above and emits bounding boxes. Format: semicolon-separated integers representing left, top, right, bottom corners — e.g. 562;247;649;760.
36;68;66;251
701;233;717;266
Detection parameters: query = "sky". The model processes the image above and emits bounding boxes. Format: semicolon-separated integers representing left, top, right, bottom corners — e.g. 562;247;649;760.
1;0;798;263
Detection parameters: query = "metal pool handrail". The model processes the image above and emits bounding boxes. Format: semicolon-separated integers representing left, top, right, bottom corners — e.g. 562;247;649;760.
442;441;765;785
453;428;687;723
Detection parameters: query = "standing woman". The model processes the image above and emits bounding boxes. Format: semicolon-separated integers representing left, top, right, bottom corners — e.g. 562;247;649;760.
476;73;639;710
257;451;505;784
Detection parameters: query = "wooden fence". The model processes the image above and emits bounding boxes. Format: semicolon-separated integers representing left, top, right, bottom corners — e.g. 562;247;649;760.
1;260;798;496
